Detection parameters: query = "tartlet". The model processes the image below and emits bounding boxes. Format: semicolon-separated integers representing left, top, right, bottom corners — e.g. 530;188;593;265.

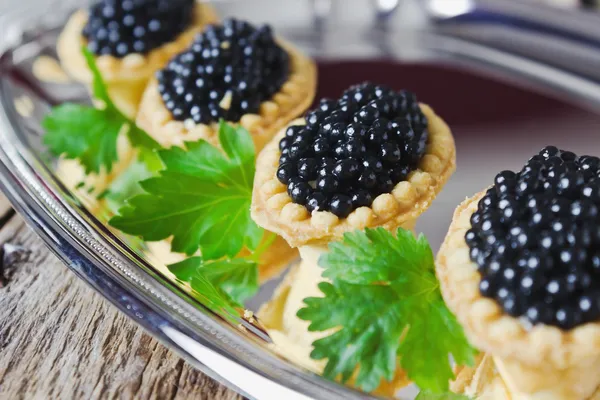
136;41;316;152
251;104;455;247
132;18;317;282
438;147;600;400
252;82;456;394
452;355;600;400
56;0;218;210
57;0;219;118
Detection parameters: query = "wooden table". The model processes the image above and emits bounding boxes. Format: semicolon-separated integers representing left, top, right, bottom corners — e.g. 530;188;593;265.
0;195;242;399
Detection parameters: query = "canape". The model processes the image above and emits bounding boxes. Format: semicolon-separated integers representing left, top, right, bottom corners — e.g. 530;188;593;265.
251;82;456;394
135;18;317;282
438;147;600;400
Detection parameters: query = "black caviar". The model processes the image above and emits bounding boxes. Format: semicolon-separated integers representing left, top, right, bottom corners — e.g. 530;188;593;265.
156;18;289;124
467;146;600;329
276;82;428;218
83;0;195;57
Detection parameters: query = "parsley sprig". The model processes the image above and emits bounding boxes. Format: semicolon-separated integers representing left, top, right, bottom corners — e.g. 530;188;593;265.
185;272;242;321
43;47;159;174
168;257;258;305
297;228;477;393
41;48;261;317
109;122;263;260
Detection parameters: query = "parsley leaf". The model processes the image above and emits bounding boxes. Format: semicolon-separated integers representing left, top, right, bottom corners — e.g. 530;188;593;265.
168;256;259;304
42;47;159;174
43;104;122;174
109;122;264;260
416;392;472;400
302;281;405;391
297;227;477;393
101;158;157;217
188;273;241;322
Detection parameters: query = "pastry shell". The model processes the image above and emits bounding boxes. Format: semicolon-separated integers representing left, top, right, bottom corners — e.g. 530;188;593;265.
57;3;219;118
452;354;600;400
451;354;511;400
136;39;317;152
437;191;600;400
251;103;457;248
131;38;316;283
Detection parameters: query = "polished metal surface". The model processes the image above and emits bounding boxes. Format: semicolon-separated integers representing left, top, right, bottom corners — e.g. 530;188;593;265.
1;1;600;399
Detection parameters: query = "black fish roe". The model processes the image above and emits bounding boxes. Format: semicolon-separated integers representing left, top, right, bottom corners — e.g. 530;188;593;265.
467;146;600;330
156;19;289;124
83;0;195;57
276;82;428;218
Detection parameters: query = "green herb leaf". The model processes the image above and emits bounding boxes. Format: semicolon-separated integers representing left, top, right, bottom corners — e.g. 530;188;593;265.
109;122;264;260
102;158;157;217
168;256;259;304
189;273;241;321
297;227;477;393
300;281;404;391
43;104;122;174
416;391;472;400
43;47;159;174
83;46;113;107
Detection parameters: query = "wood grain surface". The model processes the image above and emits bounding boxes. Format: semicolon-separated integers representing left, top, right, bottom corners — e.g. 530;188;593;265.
0;196;243;400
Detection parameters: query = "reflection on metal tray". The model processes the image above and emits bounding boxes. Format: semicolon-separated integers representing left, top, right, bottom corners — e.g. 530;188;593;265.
1;1;600;399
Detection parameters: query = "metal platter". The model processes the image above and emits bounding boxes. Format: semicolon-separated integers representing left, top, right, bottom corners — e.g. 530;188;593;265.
1;1;600;399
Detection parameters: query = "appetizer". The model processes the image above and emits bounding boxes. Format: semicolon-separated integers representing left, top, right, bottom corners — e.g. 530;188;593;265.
55;0;218;209
43;7;484;398
129;17;316;281
58;0;218;118
251;82;458;394
137;18;316;151
438;147;600;399
50;14;317;282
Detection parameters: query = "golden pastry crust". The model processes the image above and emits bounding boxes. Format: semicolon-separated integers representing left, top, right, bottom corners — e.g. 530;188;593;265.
451;354;511;400
135;39;317;152
437;191;600;399
452;354;600;400
57;3;218;83
438;191;600;367
251;104;456;248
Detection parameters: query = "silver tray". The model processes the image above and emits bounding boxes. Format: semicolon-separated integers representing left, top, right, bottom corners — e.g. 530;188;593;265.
2;1;600;399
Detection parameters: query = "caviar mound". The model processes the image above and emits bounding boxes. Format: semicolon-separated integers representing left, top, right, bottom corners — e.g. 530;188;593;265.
83;0;195;57
466;147;600;330
157;18;290;124
251;102;456;248
276;82;429;218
